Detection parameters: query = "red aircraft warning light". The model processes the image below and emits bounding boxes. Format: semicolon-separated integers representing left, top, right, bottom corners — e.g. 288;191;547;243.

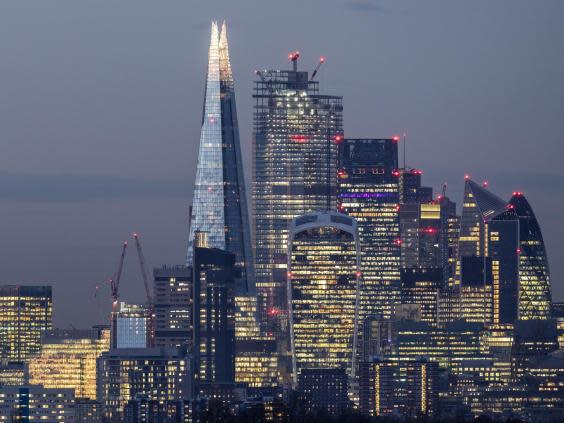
392;169;401;177
392;135;400;142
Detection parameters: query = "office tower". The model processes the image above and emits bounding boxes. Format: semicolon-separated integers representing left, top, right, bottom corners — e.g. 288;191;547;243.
446;205;461;287
96;347;191;420
0;362;27;386
187;21;254;295
193;246;236;386
399;168;432;204
398;168;433;270
297;368;349;415
400;267;442;327
288;211;360;383
0;386;75;422
489;208;520;324
459;179;508;258
361;317;395;360
399;203;421;268
0;285;52;362
29;327;110;399
233;295;280;389
253;56;343;328
510;192;552;320
460;256;495;324
110;302;152;349
338;138;400;322
153;265;193;349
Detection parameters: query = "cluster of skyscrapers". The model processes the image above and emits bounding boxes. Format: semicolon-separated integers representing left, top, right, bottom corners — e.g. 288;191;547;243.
0;21;562;423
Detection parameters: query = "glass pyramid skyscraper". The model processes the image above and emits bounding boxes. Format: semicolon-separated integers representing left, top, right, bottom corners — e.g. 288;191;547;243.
187;21;254;294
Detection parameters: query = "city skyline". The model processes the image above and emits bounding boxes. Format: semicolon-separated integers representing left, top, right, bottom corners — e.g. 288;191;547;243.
0;1;563;328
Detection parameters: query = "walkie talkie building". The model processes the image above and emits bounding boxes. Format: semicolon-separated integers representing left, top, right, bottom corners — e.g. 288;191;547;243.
187;21;254;294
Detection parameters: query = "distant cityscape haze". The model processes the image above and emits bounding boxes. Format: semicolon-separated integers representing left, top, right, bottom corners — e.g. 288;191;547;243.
0;0;563;327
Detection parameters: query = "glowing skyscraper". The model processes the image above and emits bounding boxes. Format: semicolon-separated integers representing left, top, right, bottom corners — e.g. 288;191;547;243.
510;192;552;319
187;21;254;294
337;138;401;321
288;211;360;384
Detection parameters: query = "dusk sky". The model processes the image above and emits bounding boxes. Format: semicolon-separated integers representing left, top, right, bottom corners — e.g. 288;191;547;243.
1;0;563;328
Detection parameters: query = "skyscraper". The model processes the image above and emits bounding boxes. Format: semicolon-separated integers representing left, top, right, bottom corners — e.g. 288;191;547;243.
288;211;360;384
187;21;254;295
510;192;552;320
253;55;343;328
193;246;237;386
459;179;508;258
153;265;193;349
337;138;400;321
0;285;52;362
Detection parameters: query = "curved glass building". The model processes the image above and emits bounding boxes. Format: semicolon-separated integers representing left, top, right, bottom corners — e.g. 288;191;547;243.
287;211;361;385
187;22;254;294
510;192;552;319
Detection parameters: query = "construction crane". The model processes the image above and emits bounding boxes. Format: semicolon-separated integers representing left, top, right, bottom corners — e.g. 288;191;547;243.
109;241;128;309
133;232;153;305
311;56;325;80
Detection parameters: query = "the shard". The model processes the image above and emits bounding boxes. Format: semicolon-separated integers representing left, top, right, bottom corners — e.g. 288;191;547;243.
187;21;254;294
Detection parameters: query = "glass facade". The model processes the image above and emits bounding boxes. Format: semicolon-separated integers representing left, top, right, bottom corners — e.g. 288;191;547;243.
28;327;110;399
253;63;343;329
288;212;360;383
337;138;400;321
510;193;552;319
111;302;152;349
0;285;52;362
187;21;254;294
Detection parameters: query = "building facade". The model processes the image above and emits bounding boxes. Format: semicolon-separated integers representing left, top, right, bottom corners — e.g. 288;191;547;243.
153;265;193;349
193;247;237;387
187;21;254;295
510;192;552;320
253;57;343;328
288;211;360;384
337;138;400;321
28;327;110;399
0;285;52;362
96;347;191;421
0;385;75;423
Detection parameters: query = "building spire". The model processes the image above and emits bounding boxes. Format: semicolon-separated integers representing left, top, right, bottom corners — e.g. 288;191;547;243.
219;20;233;84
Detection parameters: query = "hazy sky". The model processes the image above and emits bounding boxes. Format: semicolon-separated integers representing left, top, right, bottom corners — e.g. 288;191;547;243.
1;0;563;327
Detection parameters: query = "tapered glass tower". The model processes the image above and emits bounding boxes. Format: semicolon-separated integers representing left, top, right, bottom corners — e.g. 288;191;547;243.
510;192;552;319
187;21;254;294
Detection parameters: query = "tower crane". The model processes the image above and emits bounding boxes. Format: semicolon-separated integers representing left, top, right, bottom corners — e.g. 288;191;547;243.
109;241;128;310
133;232;153;305
311;56;325;80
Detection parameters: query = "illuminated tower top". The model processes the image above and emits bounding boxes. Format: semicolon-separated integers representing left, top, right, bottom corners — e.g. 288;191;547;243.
187;21;254;294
